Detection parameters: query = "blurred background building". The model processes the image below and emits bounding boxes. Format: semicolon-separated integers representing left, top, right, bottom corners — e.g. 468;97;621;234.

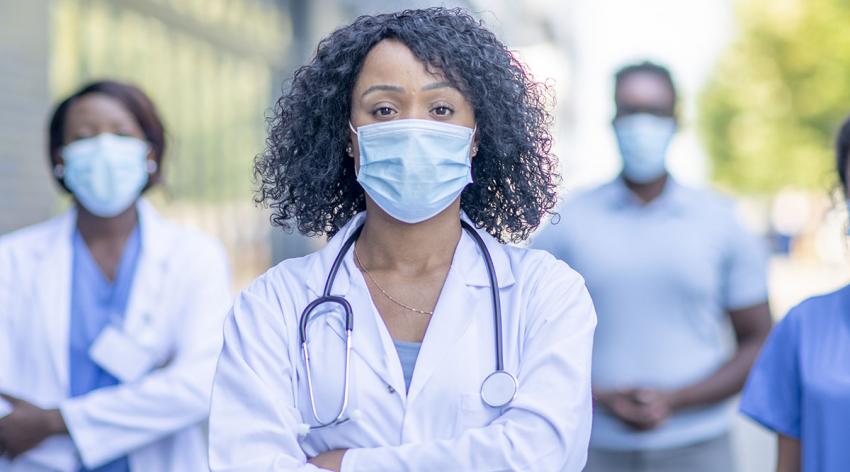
2;0;850;469
0;0;571;288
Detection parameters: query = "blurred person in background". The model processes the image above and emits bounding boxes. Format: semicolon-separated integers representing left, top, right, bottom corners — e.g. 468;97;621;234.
0;80;231;471
739;115;850;472
533;61;772;472
208;8;596;472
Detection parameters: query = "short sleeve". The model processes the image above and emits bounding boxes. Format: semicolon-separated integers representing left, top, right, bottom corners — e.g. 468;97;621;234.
739;308;802;438
721;210;769;310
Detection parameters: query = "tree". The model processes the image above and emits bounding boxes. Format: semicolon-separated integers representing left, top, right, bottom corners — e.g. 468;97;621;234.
699;0;850;194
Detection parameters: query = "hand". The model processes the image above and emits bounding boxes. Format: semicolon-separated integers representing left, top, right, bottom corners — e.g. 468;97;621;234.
595;388;678;431
0;394;67;459
308;449;347;472
629;388;677;429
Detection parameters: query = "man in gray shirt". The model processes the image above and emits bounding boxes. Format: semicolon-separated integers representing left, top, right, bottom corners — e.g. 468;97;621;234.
533;61;772;472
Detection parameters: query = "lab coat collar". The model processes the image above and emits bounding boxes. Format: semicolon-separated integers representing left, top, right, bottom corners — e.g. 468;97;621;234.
122;200;172;345
304;211;516;298
303;212;367;298
39;199;171;392
457;212;515;289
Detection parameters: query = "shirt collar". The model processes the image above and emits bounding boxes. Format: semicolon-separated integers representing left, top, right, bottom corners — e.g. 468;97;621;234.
605;175;689;214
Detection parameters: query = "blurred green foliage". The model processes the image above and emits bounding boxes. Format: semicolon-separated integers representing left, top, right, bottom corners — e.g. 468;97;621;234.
51;0;289;203
699;0;850;193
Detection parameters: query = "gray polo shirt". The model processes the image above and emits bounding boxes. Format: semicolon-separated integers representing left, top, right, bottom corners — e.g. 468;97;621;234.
532;178;768;450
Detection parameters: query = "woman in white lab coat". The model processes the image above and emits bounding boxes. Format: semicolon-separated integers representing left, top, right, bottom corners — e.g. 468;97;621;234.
209;8;596;472
0;80;231;471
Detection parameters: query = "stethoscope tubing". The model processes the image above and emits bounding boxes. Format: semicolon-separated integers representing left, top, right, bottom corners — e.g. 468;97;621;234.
298;219;508;429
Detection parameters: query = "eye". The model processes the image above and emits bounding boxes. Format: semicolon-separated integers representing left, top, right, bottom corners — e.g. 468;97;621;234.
68;132;95;142
371;106;397;118
432;105;454;117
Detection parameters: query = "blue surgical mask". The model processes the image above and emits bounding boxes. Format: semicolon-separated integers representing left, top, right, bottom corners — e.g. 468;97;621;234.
61;133;151;217
352;119;474;224
614;113;676;183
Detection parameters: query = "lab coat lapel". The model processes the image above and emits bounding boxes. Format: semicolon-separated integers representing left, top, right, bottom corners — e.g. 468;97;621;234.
37;210;76;393
122;201;169;347
406;221;516;403
405;233;481;403
306;213;404;395
348;272;407;396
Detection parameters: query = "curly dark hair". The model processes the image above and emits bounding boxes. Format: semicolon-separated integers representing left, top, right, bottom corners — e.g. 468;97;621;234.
256;7;559;243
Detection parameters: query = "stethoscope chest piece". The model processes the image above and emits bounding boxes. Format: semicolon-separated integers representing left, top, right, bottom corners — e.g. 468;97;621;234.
480;370;517;408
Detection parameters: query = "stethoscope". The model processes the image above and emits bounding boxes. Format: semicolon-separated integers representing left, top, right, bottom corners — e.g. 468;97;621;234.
298;220;518;433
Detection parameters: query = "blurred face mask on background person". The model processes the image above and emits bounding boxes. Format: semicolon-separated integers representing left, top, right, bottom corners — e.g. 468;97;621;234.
60;133;151;218
352;119;475;224
614;113;677;184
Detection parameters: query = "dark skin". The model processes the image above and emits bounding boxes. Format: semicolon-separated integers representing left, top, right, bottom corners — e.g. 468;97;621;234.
594;71;773;431
0;93;157;459
308;39;479;472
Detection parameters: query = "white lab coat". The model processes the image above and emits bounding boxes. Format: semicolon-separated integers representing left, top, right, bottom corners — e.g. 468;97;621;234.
209;212;596;471
0;201;231;471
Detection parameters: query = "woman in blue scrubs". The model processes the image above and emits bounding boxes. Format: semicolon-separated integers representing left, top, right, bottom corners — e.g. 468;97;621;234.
739;116;850;471
0;81;231;471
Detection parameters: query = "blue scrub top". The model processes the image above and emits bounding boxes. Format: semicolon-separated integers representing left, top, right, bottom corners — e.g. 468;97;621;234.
69;224;141;472
740;284;850;471
393;341;421;392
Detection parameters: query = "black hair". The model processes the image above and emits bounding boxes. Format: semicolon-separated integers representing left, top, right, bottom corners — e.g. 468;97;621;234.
255;7;558;243
837;115;850;194
48;80;166;192
614;60;678;107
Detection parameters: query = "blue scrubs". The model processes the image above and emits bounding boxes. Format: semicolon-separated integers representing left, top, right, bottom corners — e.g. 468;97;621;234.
393;341;421;392
740;284;850;471
69;225;141;472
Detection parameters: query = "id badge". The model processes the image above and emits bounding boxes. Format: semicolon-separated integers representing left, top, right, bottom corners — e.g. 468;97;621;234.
89;325;158;383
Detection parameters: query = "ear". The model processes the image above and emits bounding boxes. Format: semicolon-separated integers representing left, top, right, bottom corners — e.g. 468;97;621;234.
347;123;358;159
471;129;480;158
50;150;65;177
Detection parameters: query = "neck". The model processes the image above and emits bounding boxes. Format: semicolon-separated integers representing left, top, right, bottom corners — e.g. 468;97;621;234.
76;203;139;246
624;173;668;204
357;201;462;274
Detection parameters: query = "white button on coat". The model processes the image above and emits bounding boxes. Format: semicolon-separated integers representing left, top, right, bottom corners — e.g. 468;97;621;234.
209;212;596;471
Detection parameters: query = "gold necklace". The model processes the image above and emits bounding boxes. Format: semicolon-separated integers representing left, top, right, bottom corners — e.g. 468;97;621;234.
353;247;434;316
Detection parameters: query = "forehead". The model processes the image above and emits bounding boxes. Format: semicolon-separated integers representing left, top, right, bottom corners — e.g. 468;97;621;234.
65;93;138;127
615;71;675;110
354;39;446;89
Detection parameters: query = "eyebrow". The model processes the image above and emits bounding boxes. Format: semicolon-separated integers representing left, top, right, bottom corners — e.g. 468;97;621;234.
360;81;455;98
422;81;453;91
361;84;404;98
